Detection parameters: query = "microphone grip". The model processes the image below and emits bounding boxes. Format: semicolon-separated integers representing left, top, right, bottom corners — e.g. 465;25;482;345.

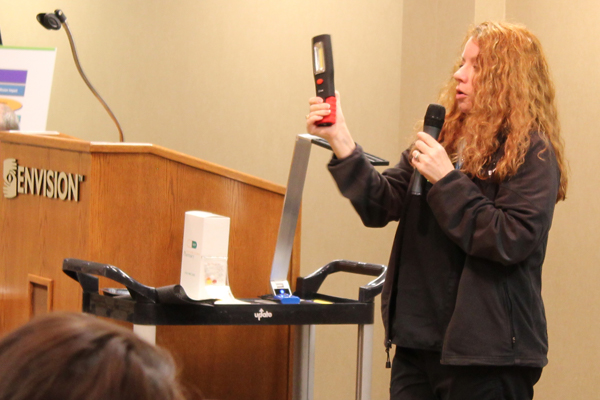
411;170;424;195
410;125;442;195
422;124;442;140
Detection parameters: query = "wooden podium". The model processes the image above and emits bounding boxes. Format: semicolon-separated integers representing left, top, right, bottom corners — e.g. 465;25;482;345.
0;131;300;400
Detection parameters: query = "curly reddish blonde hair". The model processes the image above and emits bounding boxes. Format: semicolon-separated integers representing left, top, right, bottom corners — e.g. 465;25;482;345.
437;21;568;202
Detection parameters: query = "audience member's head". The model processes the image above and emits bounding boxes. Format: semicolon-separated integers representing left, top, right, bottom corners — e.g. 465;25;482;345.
0;312;188;400
0;103;19;131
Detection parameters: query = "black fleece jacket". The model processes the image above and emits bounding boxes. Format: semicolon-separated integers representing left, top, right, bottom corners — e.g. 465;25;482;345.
328;133;559;367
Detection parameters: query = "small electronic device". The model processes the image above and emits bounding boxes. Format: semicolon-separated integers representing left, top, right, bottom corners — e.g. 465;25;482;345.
312;34;336;126
271;280;292;296
274;288;291;296
273;288;300;304
264;284;300;304
274;293;300;304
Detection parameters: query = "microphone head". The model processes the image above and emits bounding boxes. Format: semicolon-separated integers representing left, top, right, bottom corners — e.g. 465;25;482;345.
424;103;445;129
36;12;62;30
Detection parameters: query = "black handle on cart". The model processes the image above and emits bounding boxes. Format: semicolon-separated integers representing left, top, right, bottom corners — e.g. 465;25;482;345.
64;257;386;306
63;258;159;303
295;260;386;303
310;136;389;166
63;258;212;305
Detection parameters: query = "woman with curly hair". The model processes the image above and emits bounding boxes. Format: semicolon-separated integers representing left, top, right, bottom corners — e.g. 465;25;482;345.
306;21;567;400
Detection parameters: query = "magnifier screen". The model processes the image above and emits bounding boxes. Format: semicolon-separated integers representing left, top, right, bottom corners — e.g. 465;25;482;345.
313;42;326;74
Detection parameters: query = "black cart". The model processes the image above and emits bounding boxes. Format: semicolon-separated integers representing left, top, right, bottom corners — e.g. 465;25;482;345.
65;134;389;400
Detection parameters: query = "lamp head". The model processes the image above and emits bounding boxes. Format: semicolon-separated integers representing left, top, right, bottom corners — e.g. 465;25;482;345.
36;9;66;30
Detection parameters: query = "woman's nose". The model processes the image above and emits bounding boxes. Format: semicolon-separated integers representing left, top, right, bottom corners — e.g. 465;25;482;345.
454;67;465;82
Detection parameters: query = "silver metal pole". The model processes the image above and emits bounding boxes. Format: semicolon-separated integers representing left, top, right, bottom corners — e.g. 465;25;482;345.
355;324;374;400
293;324;316;400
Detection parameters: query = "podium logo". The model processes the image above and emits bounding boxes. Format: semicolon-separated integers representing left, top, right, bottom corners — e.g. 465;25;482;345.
3;158;17;199
2;158;84;202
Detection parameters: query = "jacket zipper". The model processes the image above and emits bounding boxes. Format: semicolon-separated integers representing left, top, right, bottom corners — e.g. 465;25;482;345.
503;282;516;348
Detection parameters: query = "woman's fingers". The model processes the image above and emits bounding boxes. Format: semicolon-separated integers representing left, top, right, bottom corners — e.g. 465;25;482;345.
412;150;422;162
309;102;330;112
307;99;331;125
308;96;324;105
411;133;454;184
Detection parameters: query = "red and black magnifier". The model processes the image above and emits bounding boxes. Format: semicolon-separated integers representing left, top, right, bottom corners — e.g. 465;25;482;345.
312;34;336;126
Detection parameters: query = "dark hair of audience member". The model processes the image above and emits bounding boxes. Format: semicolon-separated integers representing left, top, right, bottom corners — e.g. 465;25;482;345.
0;312;189;400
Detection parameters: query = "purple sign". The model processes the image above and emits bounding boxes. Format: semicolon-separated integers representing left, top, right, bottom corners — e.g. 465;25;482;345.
0;69;28;84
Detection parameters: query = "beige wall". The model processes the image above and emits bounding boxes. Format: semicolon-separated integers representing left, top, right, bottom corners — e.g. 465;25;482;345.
0;0;597;399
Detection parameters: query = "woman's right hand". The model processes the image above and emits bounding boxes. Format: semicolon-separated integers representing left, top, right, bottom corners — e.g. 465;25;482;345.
306;91;356;159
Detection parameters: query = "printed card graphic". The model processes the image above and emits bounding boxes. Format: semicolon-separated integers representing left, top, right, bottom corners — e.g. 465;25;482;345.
3;158;17;198
0;46;56;130
202;258;227;286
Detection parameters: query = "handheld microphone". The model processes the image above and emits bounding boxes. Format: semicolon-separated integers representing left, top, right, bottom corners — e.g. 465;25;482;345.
410;104;445;195
311;34;335;126
36;9;125;142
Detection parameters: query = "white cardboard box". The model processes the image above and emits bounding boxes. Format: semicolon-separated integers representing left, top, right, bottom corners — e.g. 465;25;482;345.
180;211;230;300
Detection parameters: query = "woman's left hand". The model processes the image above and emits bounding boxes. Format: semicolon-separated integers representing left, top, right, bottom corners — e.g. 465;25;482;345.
411;131;455;184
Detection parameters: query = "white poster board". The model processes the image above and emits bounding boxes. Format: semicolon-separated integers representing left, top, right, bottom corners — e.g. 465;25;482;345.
0;46;57;131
